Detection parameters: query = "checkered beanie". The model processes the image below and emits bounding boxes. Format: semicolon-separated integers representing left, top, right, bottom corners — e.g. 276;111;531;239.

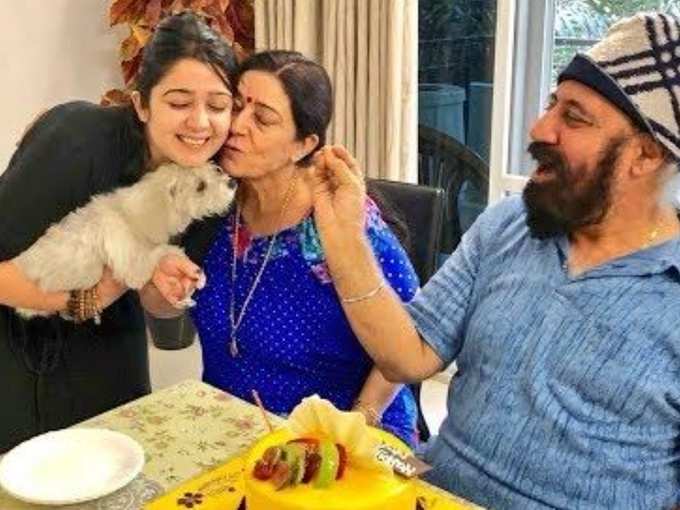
559;12;680;164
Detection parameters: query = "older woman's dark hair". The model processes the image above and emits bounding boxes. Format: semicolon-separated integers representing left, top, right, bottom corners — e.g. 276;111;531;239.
236;50;332;167
135;11;238;104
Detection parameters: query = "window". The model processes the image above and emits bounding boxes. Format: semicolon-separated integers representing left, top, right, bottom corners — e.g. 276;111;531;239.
418;0;496;259
490;0;680;203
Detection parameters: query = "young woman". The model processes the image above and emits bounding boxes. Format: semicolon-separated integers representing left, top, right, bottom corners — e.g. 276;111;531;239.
0;12;236;452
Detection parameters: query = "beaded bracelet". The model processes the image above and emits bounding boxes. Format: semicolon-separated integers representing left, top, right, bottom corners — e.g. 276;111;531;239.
90;286;103;325
67;286;102;324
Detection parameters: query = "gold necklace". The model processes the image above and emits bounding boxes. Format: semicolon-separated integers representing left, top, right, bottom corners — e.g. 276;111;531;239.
568;216;671;275
228;175;298;357
643;217;667;249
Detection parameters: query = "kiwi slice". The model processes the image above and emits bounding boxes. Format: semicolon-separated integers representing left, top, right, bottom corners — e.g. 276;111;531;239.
313;440;339;488
282;443;307;485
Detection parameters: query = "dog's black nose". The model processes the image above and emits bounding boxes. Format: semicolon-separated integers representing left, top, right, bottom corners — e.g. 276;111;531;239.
227;178;238;190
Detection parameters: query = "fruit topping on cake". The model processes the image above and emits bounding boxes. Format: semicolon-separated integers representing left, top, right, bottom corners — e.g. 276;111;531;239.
252;437;348;490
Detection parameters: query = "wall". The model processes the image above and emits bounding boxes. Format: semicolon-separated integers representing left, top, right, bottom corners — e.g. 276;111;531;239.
0;0;125;172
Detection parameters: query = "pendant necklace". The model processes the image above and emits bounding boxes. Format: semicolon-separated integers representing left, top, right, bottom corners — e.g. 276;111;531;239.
228;175;298;357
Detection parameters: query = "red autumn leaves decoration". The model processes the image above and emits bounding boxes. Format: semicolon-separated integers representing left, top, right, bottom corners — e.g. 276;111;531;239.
102;0;254;105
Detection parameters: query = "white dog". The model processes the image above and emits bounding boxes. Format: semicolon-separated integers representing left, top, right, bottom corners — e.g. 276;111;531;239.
14;162;237;319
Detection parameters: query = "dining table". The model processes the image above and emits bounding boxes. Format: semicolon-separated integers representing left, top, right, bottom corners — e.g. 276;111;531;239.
0;379;482;509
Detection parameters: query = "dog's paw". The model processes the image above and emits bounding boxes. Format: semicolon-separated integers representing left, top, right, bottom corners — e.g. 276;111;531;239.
157;244;186;259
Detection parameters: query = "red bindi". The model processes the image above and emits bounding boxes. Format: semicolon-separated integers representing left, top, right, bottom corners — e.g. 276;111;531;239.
246;96;253;103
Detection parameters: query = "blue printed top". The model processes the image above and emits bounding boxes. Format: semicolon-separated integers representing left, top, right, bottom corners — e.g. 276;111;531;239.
191;199;419;446
408;196;680;509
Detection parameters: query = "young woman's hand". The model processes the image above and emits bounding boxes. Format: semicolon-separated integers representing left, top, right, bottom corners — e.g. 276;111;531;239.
151;253;205;308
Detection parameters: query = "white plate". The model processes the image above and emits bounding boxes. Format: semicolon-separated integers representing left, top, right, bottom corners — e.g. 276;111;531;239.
0;428;144;505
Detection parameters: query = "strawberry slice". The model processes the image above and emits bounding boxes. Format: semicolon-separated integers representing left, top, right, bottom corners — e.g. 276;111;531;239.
335;444;347;480
302;452;321;483
271;461;293;490
289;437;320;445
253;459;275;480
288;438;320;452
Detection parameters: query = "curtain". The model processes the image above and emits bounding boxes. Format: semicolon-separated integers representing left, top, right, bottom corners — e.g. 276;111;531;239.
254;0;417;182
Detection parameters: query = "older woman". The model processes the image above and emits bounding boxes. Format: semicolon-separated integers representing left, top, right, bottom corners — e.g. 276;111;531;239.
155;50;420;445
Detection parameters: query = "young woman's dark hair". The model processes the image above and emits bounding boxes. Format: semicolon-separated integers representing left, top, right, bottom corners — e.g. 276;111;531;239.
236;49;410;252
136;11;238;105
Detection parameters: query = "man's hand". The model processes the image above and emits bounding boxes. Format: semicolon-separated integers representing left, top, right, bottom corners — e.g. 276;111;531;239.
311;145;367;242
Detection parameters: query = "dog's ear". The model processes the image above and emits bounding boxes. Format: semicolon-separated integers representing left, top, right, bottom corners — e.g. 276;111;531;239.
166;177;178;200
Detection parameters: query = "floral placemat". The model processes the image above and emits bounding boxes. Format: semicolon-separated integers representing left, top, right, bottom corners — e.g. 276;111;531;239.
67;475;165;510
80;380;281;488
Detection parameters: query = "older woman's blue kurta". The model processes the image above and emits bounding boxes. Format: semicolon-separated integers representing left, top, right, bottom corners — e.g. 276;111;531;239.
191;200;419;445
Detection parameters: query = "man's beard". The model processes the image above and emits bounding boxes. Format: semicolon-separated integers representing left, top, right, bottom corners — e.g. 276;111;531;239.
522;138;626;239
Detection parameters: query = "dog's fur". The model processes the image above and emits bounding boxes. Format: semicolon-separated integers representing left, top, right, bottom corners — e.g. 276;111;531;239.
14;163;236;319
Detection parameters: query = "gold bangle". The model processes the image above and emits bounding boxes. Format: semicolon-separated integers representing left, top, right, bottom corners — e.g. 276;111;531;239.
353;400;382;427
340;280;385;304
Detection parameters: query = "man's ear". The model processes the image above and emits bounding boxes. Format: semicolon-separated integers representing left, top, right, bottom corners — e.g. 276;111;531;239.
131;91;149;123
633;134;667;178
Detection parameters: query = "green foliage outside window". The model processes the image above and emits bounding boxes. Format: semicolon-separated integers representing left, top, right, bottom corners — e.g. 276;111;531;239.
553;0;680;83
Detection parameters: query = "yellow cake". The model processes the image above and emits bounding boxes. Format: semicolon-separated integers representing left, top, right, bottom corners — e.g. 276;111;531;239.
244;427;416;510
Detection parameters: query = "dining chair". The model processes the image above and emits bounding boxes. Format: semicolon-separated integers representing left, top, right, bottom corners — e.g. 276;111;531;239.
369;178;445;443
418;123;489;258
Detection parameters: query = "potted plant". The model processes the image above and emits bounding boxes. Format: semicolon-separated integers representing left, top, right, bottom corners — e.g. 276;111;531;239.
103;0;254;104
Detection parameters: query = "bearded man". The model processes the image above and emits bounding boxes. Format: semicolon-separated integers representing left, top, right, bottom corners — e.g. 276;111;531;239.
310;11;680;509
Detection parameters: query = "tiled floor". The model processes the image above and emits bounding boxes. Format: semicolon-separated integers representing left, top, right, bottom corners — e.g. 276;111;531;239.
148;337;450;436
